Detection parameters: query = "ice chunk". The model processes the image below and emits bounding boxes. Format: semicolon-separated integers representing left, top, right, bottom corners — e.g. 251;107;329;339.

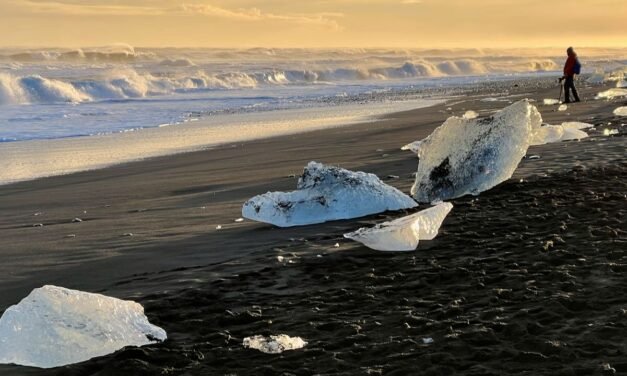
401;140;422;153
463;110;478;119
411;100;541;202
604;129;619;136
596;88;627;99
531;124;588;145
543;98;560;105
617;80;627;88
344;202;453;252
614;107;627;116
243;335;307;354
242;162;417;227
561;121;594;130
558;104;567;111
0;285;166;369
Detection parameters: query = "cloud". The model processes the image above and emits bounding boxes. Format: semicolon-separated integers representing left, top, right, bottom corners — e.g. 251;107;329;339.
8;0;343;29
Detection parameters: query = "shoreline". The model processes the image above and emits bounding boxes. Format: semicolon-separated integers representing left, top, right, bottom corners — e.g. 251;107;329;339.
0;77;625;375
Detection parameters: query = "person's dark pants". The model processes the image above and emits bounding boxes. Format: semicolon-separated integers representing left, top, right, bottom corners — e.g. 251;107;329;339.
564;75;580;103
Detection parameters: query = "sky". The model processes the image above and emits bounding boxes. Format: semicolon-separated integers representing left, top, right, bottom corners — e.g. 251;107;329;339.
0;0;626;48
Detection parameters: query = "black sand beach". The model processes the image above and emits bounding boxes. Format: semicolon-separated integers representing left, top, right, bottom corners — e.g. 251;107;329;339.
0;78;625;375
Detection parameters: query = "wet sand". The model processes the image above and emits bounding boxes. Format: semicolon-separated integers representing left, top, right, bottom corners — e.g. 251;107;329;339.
0;78;625;375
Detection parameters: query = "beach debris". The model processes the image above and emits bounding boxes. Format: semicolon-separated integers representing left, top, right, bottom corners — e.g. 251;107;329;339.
543;98;560;105
234;218;244;223
344;202;452;252
243;334;307;354
422;337;434;344
613;107;627;116
242;162;417;227
603;129;619;136
463;110;478;119
411;100;541;202
596;88;627;99
558;104;567;112
0;285;166;369
71;217;83;223
401;140;422;153
530;124;588;145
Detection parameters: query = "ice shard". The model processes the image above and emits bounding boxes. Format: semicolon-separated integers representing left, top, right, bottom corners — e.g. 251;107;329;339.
344;202;453;251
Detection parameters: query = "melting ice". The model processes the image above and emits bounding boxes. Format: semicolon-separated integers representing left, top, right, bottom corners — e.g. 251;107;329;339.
243;335;307;354
344;202;453;251
0;285;166;369
242;162;417;227
411;100;541;202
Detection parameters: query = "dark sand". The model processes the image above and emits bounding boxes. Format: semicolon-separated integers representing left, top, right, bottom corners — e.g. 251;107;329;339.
0;78;625;375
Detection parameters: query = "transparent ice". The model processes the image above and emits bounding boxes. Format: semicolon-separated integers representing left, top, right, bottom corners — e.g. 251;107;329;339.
0;285;166;369
411;100;541;202
243;335;307;354
344;202;453;252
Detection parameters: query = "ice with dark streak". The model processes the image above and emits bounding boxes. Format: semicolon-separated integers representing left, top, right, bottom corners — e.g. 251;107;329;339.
0;285;167;369
242;161;418;227
344;202;453;251
411;100;541;202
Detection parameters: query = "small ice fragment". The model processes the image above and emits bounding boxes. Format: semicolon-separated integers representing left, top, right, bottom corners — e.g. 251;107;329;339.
0;285;166;369
463;110;478;119
558;104;567;111
243;335;307;354
344;202;453;252
387;175;400;179
401;140;423;153
276;255;284;262
234;218;244;223
596;88;627;99
122;232;133;237
527;155;541;160
215;225;222;230
243;162;417;227
531;124;588;145
604;129;619;136
561;121;594;130
65;234;76;238
334;243;340;248
613;107;627;116
287;174;296;178
543;98;559;105
422;337;434;344
33;212;42;216
381;154;389;157
33;223;43;227
375;149;384;152
72;218;83;223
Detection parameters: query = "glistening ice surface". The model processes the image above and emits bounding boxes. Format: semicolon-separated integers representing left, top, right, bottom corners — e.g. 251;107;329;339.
0;285;166;369
411;100;542;202
344;202;453;251
242;162;418;227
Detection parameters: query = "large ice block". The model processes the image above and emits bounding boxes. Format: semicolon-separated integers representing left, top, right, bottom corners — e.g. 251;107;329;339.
243;162;417;227
0;285;166;369
411;100;541;202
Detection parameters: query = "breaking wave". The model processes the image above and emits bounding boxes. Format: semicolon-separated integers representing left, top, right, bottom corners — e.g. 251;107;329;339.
0;58;563;105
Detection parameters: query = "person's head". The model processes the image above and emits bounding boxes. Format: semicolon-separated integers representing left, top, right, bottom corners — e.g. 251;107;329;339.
567;47;575;56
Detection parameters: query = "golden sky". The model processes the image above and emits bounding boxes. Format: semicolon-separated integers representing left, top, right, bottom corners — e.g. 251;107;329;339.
1;0;626;48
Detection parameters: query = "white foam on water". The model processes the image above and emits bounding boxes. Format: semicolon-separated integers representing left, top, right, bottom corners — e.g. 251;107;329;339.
0;99;441;185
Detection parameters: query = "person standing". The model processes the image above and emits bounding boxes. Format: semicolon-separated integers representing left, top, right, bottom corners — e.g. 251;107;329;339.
561;47;581;103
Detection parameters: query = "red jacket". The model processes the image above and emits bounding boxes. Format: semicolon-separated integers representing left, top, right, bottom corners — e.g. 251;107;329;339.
564;53;577;76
